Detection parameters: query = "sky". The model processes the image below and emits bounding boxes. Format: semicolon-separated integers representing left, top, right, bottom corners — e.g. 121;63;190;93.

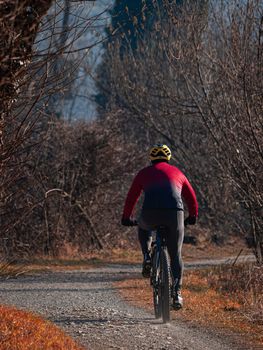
36;0;114;121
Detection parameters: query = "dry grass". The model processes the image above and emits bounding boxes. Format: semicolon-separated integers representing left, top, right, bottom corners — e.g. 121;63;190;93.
0;249;143;274
0;235;250;274
0;259;28;279
0;305;84;350
116;264;263;347
207;263;263;325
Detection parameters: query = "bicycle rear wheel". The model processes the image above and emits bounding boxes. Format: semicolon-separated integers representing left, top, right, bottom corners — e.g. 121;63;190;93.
160;247;171;323
151;246;161;318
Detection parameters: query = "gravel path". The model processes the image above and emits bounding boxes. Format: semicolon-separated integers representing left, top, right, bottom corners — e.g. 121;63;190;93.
0;259;256;350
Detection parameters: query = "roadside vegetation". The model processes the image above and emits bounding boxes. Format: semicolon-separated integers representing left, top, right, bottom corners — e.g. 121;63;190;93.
209;263;263;326
1;0;262;263
0;234;251;274
116;263;263;347
0;259;27;279
0;305;84;350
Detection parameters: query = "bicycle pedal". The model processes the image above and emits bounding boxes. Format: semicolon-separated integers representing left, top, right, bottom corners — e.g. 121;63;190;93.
142;261;151;278
172;302;183;310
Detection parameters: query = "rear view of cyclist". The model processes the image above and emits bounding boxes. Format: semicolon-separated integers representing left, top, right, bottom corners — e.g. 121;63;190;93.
121;144;198;309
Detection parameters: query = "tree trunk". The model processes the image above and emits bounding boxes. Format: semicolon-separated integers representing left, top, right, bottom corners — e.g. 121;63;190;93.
0;0;53;153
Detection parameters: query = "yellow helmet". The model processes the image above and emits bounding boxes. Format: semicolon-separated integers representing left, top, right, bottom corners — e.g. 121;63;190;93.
149;144;172;161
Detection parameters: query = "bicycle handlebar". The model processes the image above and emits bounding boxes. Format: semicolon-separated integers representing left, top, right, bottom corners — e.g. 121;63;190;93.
125;219;191;227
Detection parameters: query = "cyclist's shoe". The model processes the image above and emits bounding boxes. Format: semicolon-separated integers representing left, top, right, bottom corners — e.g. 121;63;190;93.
142;259;151;278
172;290;183;310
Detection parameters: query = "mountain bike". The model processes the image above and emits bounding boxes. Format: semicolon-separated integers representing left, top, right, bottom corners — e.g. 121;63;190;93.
150;225;172;323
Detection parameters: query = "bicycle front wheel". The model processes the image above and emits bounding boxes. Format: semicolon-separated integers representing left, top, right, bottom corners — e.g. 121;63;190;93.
160;247;171;323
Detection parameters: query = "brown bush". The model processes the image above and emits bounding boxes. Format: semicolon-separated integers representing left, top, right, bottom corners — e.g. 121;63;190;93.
0;114;144;257
208;263;263;325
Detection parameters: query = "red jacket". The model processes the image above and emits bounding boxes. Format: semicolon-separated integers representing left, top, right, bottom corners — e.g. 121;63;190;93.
122;162;198;219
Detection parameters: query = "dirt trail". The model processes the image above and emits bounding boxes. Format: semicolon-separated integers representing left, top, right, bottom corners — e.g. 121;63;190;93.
0;258;256;350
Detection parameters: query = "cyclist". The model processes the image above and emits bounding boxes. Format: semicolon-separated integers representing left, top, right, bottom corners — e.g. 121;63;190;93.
121;144;198;309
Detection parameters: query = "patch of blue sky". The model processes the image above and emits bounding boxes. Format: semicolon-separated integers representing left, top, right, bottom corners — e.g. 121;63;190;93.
35;0;114;121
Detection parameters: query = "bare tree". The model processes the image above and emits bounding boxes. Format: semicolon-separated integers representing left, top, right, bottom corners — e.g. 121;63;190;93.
0;0;114;257
183;0;263;262
93;0;263;262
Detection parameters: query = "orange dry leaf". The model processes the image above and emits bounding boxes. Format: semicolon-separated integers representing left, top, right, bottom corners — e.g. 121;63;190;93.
0;305;84;350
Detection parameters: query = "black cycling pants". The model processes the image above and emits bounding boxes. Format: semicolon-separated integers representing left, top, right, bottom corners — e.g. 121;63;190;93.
138;209;184;291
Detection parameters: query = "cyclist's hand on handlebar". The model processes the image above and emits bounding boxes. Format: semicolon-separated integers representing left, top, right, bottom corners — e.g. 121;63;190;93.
121;217;138;226
184;216;196;226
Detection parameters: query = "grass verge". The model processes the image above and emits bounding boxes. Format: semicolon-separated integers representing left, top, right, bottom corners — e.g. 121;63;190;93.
0;305;84;350
116;263;263;347
0;259;28;279
208;263;263;325
0;234;251;274
0;249;143;275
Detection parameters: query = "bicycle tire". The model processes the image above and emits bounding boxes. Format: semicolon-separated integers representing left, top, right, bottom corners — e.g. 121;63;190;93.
151;246;161;318
160;247;171;323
